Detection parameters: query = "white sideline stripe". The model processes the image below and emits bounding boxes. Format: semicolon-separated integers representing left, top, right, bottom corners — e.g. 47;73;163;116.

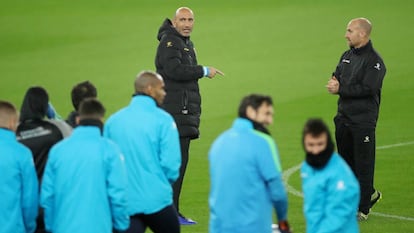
376;141;414;150
370;212;414;221
282;164;303;198
282;141;414;221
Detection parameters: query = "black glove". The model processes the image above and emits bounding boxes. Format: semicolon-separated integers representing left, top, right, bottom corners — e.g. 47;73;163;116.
278;220;292;233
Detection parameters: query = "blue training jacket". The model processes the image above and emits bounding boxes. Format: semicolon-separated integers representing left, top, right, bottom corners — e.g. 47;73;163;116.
208;118;288;233
0;128;38;233
104;95;181;215
40;126;129;233
301;153;360;233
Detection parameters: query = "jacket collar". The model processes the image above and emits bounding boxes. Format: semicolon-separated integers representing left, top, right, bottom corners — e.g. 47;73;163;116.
0;128;16;140
351;40;373;55
232;118;254;130
72;126;101;138
130;95;157;108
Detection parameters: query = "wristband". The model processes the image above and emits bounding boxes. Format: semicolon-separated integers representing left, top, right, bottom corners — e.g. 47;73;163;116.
203;66;210;77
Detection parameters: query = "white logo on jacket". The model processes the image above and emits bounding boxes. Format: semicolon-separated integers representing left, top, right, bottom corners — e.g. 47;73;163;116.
336;180;346;190
374;63;381;70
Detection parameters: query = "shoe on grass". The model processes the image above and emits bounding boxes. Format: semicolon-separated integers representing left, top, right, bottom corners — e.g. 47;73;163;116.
370;190;382;209
357;211;369;221
178;213;197;225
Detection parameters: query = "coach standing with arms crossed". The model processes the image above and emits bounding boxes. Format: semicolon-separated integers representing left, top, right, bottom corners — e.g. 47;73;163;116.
326;17;386;220
155;6;223;225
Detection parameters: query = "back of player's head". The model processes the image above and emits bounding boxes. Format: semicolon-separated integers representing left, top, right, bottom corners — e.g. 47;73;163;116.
238;94;273;118
134;70;163;93
302;118;331;139
0;100;18;130
78;98;105;120
71;81;97;111
19;86;49;122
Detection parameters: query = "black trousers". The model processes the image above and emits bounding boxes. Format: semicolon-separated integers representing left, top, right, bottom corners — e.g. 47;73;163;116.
335;119;376;213
173;137;191;212
126;205;180;233
35;209;46;233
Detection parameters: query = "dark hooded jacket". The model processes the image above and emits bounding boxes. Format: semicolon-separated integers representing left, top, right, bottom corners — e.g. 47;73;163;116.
16;87;71;182
155;18;204;139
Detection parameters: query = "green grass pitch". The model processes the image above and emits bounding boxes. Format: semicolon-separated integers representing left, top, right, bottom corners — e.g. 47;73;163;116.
1;0;414;232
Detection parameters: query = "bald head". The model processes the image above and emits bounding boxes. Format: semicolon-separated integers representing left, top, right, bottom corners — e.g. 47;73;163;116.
134;71;163;93
0;100;18;131
349;18;372;37
172;7;194;37
174;7;194;19
345;17;372;48
134;71;166;105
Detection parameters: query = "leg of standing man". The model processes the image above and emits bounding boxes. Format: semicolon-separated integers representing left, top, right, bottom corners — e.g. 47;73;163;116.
352;128;379;217
335;120;355;172
173;137;196;224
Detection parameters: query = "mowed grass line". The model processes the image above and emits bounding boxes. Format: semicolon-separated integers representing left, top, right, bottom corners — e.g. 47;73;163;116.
1;0;413;232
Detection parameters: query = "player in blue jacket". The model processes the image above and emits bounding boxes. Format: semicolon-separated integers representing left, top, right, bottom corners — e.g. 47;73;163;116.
208;95;291;233
0;100;39;233
105;71;181;233
301;119;360;233
40;98;129;233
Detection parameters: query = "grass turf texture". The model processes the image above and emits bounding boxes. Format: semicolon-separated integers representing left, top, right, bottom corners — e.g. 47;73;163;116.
1;0;414;232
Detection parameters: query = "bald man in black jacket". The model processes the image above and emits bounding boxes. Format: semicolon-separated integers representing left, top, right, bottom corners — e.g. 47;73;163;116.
155;7;223;225
327;17;386;221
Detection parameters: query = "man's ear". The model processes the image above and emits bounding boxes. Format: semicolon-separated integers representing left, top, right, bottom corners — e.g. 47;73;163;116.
246;106;256;121
8;116;18;132
359;30;366;38
146;86;155;98
75;116;80;125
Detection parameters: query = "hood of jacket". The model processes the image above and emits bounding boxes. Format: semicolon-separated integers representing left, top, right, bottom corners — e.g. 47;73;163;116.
157;18;188;42
20;87;49;122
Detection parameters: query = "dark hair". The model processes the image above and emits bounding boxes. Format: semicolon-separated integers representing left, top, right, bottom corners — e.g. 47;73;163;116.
303;118;330;138
238;94;273;118
71;81;97;111
78;98;105;120
19;86;49;121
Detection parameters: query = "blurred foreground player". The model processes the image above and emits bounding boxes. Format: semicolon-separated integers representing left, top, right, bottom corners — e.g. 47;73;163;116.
41;98;129;233
208;95;291;233
105;71;181;233
0;100;38;233
301;119;360;233
16;86;72;233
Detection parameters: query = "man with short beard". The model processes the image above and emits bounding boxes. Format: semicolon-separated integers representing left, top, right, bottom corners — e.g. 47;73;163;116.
209;94;291;233
301;119;360;233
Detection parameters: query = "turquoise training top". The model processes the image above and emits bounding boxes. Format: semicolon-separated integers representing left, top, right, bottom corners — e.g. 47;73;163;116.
0;128;38;233
105;95;181;215
209;118;288;233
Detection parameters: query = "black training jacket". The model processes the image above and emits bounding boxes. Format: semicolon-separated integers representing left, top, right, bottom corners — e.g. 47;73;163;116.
16;92;71;182
155;18;204;139
333;40;386;128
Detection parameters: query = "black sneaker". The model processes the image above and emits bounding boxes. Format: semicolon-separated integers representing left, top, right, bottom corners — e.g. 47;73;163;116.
370;190;382;208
